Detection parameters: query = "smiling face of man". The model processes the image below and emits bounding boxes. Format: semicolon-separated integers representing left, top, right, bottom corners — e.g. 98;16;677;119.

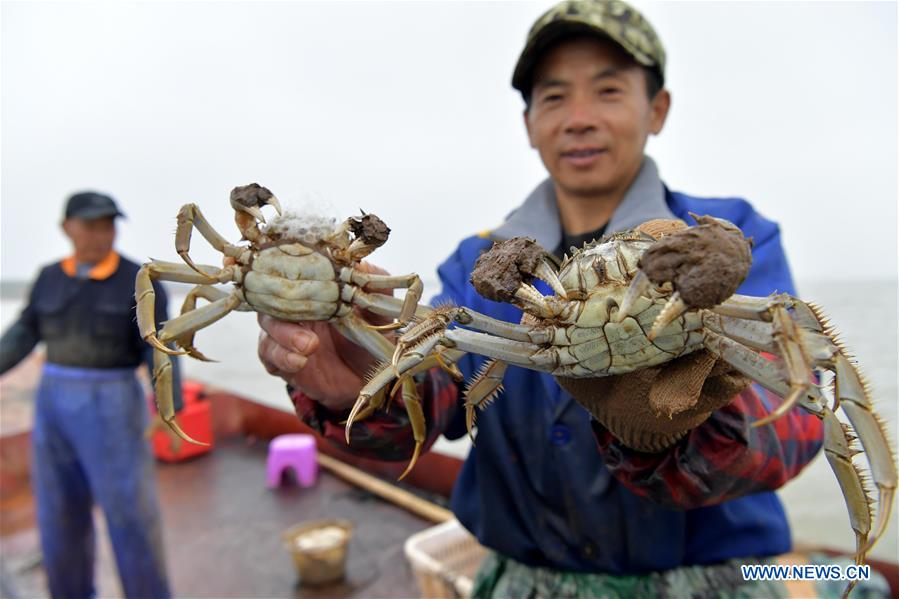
525;36;670;207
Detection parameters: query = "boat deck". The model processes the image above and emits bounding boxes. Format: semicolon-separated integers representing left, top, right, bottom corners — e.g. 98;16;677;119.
0;353;465;597
2;437;430;598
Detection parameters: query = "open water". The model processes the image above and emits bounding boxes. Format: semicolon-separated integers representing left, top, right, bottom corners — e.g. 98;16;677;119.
1;278;896;561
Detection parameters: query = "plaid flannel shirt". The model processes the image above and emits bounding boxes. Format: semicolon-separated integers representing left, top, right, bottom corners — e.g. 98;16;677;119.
291;370;822;509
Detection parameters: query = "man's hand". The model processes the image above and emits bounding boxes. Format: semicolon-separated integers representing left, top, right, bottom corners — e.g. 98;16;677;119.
256;262;392;412
258;318;378;411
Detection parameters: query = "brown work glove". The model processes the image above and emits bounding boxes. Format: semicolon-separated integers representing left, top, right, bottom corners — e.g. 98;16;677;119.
556;350;751;453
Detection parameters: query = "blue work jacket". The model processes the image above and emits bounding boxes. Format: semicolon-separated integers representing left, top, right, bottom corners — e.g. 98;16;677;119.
431;187;798;574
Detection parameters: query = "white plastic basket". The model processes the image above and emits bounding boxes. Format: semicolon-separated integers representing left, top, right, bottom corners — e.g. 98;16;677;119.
404;519;489;599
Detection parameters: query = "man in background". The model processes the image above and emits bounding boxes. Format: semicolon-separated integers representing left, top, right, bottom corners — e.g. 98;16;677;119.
0;192;179;598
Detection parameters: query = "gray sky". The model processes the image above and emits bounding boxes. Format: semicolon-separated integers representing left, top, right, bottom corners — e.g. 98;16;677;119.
2;1;896;285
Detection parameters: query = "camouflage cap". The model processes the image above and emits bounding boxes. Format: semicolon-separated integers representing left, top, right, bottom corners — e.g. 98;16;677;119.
512;0;666;95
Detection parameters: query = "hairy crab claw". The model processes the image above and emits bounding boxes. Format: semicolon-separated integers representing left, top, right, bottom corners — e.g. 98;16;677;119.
348;212;390;246
337;212;391;261
613;214;753;340
470;237;567;307
229;182;283;223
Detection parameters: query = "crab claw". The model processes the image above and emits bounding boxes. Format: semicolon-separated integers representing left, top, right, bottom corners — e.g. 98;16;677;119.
242;205;266;223
534;260;567;299
229;183;280;223
513;284;544;305
648;292;689;340
513;284;555;318
613;270;651;323
267;194;283;216
639;214;752;315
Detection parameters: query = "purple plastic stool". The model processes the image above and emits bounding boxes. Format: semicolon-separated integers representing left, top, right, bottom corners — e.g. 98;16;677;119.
266;434;318;489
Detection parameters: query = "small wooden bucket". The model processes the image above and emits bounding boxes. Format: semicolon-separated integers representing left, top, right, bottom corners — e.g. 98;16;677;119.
282;519;354;585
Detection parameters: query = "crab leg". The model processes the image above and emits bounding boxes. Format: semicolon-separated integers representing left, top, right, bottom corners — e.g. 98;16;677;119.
343;386;389;425
748;305;814;427
351;348;467;440
830;351;897;555
156;292;244;348
702;330;824;414
396;376;425;480
351;343;466;422
712;293;824;334
704;299;823;426
534;260;568;298
150;346;207;447
147;290;243;445
335;313;397;430
701;313;778;353
176;204;249;278
373;326;558;408
335;313;430;479
135;261;235;356
333;312;396;361
184;285;254;313
341;268;424;330
137;260;230;285
350;290;434;322
176;285;252;361
704;328;897;566
392;306;553;372
441;329;560;371
463;359;509;441
821;408;872;565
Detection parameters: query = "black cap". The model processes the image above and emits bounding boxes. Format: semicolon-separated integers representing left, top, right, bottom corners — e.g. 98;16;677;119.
64;192;126;220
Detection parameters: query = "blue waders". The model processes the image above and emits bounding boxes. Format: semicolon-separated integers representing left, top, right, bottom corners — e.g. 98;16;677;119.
31;364;170;599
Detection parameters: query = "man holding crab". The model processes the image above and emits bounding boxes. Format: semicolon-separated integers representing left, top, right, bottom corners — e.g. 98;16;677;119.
258;1;888;596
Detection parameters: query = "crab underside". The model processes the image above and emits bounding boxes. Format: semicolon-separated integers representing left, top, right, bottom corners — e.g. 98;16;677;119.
351;215;895;597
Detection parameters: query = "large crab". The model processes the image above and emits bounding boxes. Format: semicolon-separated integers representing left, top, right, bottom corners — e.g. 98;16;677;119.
354;215;895;587
136;184;444;477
